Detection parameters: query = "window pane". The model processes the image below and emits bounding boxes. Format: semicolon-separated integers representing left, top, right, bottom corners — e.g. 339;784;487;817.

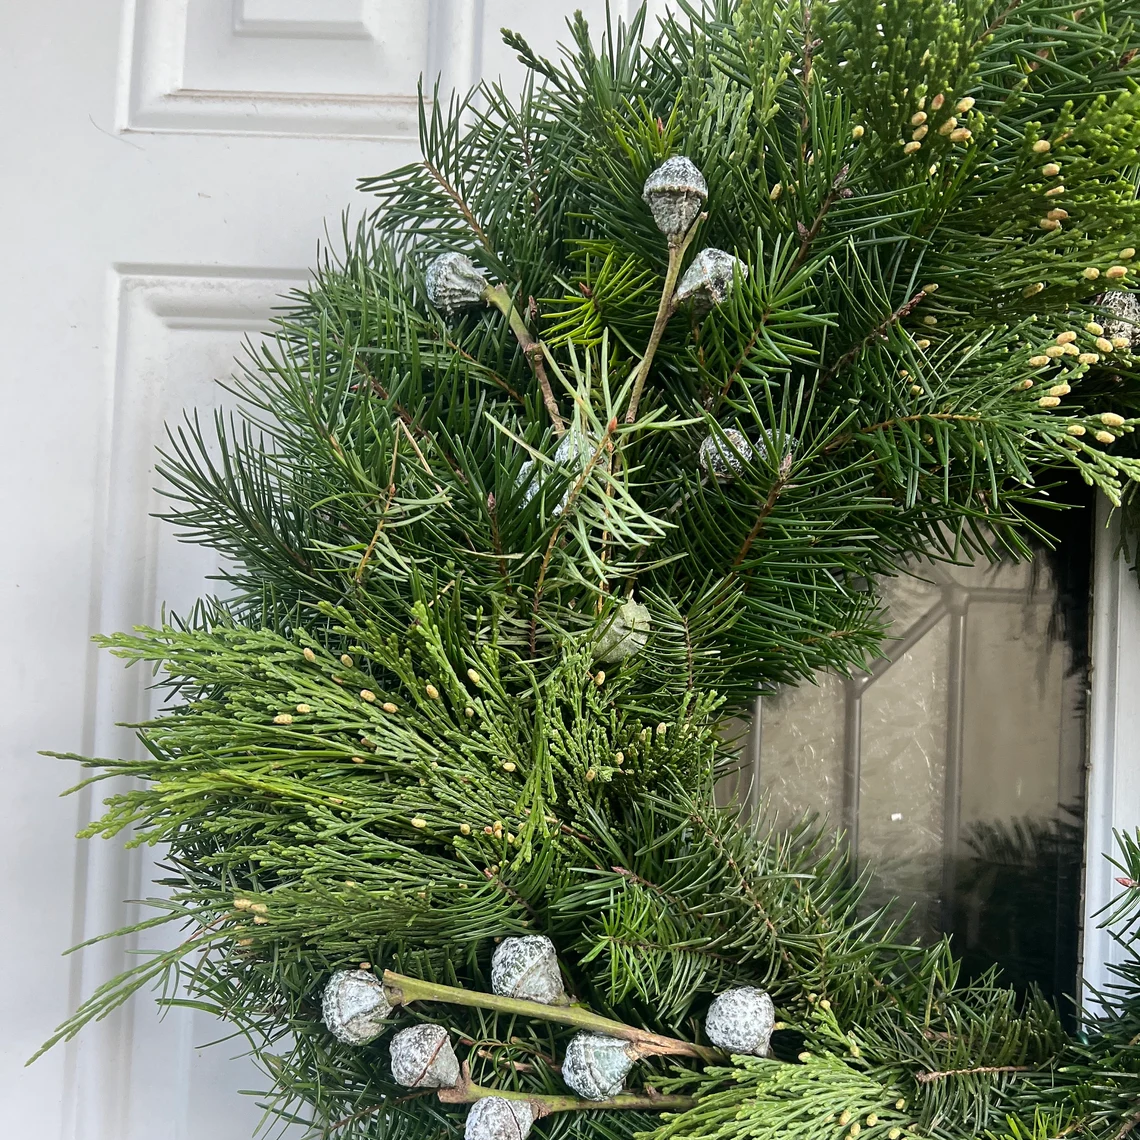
749;530;1090;1014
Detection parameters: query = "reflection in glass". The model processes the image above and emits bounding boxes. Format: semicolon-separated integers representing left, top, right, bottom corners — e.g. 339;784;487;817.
746;515;1090;1017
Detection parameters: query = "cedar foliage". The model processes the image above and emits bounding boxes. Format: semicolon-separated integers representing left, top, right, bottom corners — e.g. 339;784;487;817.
46;2;1140;1139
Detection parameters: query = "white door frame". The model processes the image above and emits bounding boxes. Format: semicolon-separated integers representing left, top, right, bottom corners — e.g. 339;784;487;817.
1083;497;1140;1007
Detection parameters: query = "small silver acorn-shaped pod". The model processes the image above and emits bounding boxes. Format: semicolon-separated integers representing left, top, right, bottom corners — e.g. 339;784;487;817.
519;424;594;510
643;157;708;237
562;1032;634;1100
465;1097;536;1140
704;987;775;1056
675;249;748;310
425;252;488;317
699;428;757;480
1097;289;1140;348
322;969;392;1045
389;1023;461;1088
491;935;566;1005
594;597;651;664
553;424;594;467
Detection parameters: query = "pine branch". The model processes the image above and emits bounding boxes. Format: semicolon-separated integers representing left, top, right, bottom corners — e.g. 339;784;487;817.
914;1064;1032;1084
730;452;796;570
381;971;720;1063
792;165;849;270
819;288;928;386
437;1064;696;1114
626;215;706;423
422;160;492;251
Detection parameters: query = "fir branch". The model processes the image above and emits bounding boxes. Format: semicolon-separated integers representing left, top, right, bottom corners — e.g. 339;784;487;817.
437;1064;696;1114
731;452;796;570
381;971;720;1063
354;446;400;584
485;284;565;434
1116;1107;1140;1140
824;413;985;453
528;416;618;654
626;215;707;424
445;336;524;404
819;288;928;386
422;160;492;251
914;1064;1032;1084
792;165;849;270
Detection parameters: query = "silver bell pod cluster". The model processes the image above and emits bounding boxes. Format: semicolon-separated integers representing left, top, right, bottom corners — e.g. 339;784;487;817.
425;252;489;317
676;249;748;311
1097;289;1140;348
704;986;775;1056
594;597;651;665
643;156;708;237
465;1097;536;1140
491;935;566;1005
699;428;757;481
389;1023;461;1088
322;969;392;1045
562;1032;634;1100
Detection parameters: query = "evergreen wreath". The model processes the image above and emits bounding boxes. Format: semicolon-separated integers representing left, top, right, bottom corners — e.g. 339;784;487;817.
44;2;1140;1138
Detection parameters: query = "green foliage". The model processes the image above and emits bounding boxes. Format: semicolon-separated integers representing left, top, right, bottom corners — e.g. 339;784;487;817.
650;1053;913;1140
45;2;1140;1140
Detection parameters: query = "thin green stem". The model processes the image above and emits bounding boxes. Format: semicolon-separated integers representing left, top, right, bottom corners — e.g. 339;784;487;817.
382;970;720;1063
625;215;706;424
437;1072;696;1116
528;417;618;656
485;284;565;435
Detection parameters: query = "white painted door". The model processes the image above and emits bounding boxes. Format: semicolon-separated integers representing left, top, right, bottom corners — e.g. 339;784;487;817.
0;3;667;1137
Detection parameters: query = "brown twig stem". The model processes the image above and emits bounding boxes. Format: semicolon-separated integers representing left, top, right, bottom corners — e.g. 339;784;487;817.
423;161;492;250
382;970;720;1064
915;1064;1030;1084
436;1065;696;1116
792;164;848;270
355;445;400;584
820;288;926;386
732;452;796;569
625;214;707;424
1116;1107;1140;1140
823;412;982;454
528;418;618;656
485;285;565;435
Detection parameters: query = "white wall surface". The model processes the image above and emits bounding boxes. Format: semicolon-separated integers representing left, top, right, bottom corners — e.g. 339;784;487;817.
0;4;669;1138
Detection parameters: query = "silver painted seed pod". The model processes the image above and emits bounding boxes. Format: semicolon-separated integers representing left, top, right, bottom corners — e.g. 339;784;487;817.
491;935;566;1005
675;249;748;310
465;1097;536;1140
699;428;757;480
519;425;594;512
389;1023;461;1088
594;597;651;665
704;986;775;1056
643;157;709;237
1097;289;1140;348
322;969;392;1046
425;252;488;317
562;1032;634;1100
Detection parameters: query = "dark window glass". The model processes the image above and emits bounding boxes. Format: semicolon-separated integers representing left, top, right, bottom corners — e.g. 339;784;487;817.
738;502;1091;1020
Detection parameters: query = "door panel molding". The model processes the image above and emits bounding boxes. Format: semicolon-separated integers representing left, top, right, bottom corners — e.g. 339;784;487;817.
63;266;308;1140
119;0;482;138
